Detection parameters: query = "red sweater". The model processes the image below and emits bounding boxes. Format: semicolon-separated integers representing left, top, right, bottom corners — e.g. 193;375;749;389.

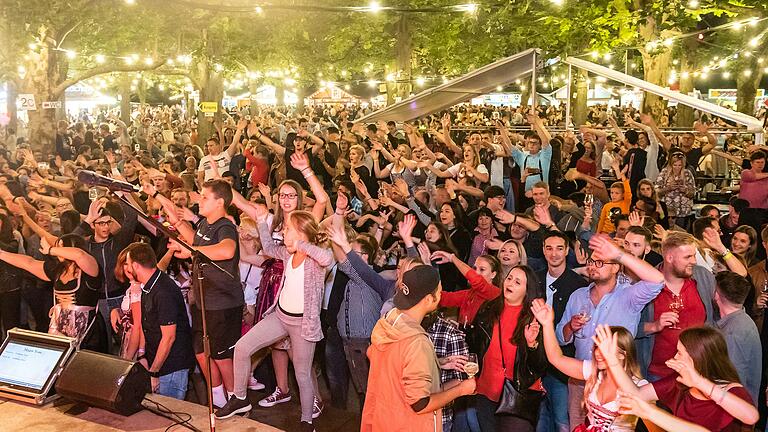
439;269;501;326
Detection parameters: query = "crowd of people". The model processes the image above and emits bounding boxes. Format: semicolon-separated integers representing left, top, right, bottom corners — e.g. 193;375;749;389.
0;100;766;432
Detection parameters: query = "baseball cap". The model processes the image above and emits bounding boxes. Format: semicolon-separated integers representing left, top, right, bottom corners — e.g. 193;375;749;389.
393;266;441;310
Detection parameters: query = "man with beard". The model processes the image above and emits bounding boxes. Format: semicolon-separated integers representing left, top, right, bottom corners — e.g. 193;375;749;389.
123;242;193;400
556;234;664;431
634;232;716;381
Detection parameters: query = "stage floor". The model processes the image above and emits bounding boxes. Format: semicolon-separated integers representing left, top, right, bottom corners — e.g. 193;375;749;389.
0;394;283;432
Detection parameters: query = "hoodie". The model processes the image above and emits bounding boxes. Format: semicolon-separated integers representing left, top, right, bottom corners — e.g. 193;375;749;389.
362;310;442;432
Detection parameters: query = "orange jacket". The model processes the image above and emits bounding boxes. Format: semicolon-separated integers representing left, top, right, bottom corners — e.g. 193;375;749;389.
362;310;442;432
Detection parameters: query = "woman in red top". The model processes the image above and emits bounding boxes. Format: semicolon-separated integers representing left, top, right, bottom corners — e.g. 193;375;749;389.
576;141;597;178
431;251;502;327
597;325;758;432
466;265;546;432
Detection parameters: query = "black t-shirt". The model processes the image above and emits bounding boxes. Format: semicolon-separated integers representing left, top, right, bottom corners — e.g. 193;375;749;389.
56;133;74;161
141;270;194;375
43;256;102;307
192;217;243;310
622;148;647;192
644;250;663;267
684;147;703;172
102;134;117;152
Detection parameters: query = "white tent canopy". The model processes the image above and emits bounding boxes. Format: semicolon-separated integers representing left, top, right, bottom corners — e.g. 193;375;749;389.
357;48;539;123
563;56;764;134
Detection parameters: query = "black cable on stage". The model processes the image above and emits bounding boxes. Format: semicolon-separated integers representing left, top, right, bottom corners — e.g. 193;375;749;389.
142;396;201;432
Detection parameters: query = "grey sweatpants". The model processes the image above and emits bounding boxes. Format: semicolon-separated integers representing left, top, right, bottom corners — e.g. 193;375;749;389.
233;309;317;423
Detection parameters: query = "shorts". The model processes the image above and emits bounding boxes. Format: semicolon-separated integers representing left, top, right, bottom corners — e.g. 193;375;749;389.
191;305;243;360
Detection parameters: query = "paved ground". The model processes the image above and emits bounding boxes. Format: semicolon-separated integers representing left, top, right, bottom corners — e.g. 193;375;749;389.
244;390;361;432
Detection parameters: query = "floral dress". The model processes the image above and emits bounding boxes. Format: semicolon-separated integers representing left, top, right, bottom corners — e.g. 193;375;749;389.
655;167;695;218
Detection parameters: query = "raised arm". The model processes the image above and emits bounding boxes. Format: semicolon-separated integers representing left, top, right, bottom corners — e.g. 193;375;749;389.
0;249;48;281
531;299;586;379
695;122;717;155
290;152;329;222
44;239;99;277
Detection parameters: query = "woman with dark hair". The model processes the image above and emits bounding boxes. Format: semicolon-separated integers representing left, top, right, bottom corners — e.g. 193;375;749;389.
731;225;758;267
466;264;546;431
0;212;20;337
597;325;758;431
0;233;105;351
468;207;498;266
439;201;471;262
424;221;465;292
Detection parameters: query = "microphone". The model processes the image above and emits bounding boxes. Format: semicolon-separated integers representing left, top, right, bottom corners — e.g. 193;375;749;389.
77;170;138;193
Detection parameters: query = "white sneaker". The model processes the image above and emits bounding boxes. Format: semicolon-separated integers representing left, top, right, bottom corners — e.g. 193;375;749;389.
258;387;292;407
312;397;324;419
248;376;265;391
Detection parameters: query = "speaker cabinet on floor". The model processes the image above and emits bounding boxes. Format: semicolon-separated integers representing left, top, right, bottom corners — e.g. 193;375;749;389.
55;350;150;416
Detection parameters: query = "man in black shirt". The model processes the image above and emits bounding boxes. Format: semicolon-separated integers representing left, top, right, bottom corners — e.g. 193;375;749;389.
164;179;243;408
624;226;663;267
99;123;117;152
124;242;193;400
622;129;647;195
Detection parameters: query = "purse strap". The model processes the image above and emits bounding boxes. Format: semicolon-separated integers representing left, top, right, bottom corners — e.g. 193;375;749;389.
497;318;521;386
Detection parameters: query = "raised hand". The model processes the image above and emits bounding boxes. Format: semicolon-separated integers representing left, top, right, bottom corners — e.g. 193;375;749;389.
524;320;541;347
290;152;311;172
430;250;454;265
702;227;727;254
397;214;417;241
628;211;643;227
394;177;409;197
495;209;517;225
530;298;555;326
617;390;653;418
335;192;349;213
256;182;271;201
665;353;702;389
416;242;432;265
39;237;51;255
589;233;623;262
533;205;554;227
574;241;588;265
592;324;620;365
236;118;248;131
326;223;351;249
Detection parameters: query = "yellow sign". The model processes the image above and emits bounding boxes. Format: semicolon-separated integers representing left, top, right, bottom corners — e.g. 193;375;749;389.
198;102;218;113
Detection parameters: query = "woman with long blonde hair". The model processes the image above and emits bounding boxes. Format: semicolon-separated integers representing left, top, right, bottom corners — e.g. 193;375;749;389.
217;208;332;429
531;299;646;431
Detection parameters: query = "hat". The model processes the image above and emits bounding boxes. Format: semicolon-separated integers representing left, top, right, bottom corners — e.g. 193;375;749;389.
393;266;441;310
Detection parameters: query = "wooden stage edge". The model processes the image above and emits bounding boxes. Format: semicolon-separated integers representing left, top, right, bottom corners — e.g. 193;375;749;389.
0;394;283;432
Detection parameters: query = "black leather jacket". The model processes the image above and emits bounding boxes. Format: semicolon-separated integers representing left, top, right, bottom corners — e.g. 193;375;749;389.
466;300;547;389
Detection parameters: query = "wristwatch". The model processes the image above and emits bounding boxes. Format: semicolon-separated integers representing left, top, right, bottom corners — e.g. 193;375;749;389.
148;370;161;378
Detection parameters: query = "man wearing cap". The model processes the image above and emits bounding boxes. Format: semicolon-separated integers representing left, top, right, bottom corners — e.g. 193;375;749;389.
362;265;476;432
75;195;139;352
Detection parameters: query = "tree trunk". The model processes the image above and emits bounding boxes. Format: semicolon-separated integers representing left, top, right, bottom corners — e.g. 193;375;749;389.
195;63;223;147
573;69;588;127
248;80;259;117
735;73;762;115
6;80;17;131
275;84;285;106
640;50;672;119
675;43;696;128
23;37;60;154
119;76;132;124
394;13;412;102
296;87;305;112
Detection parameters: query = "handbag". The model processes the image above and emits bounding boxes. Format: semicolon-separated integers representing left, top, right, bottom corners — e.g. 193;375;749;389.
494;318;546;423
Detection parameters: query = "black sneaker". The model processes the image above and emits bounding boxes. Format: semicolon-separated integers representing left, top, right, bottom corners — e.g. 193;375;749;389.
214;395;252;420
300;421;316;432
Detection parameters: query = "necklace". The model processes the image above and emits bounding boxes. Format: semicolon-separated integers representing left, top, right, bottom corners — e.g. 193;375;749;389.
141;271;161;294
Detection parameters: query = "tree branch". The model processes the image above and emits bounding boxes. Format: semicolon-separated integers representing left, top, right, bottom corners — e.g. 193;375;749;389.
53;60;170;97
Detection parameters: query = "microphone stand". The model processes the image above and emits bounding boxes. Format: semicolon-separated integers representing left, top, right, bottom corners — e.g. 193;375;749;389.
115;192;235;432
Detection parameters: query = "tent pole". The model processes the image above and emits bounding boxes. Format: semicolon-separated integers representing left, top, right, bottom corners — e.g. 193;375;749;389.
566;64;573;131
531;51;537;109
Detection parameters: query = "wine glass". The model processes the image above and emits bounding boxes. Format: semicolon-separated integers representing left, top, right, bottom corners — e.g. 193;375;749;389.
759;280;768;309
584;193;594;208
668;295;684;329
464;353;479;379
575;309;592;339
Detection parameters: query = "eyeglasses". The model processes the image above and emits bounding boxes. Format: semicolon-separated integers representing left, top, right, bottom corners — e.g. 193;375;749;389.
586;258;618;268
93;220;112;227
278;193;298;200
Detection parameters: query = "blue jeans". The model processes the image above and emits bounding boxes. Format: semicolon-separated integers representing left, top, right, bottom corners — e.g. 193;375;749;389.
503;177;516;213
158;369;189;400
451;397;481;432
536;374;570;432
97;296;124;353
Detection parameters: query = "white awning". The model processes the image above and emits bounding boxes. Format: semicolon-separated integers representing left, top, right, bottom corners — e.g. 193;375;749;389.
563;56;765;133
357;48;539;123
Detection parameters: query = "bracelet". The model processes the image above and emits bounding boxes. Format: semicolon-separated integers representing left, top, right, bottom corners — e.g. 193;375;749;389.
708;383;717;399
303;172;315;179
717;385;728;405
512;214;518;224
722;250;734;260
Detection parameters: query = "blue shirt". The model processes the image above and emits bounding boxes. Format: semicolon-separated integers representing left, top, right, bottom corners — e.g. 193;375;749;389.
556;280;664;360
511;144;552;191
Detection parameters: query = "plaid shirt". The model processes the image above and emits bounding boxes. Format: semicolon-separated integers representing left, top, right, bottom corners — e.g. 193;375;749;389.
428;316;469;427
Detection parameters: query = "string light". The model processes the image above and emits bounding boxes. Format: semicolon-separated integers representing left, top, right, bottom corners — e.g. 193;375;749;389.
416;77;426;86
65;50;77;59
367;79;378;87
367;1;382;13
688;0;699;7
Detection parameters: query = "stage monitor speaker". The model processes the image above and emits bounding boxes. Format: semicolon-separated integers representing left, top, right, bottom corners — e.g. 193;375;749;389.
55;350;150;416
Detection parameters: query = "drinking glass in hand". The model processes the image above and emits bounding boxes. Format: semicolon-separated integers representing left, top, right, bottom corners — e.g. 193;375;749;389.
575;310;592;339
464;353;479;378
668;295;684;329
